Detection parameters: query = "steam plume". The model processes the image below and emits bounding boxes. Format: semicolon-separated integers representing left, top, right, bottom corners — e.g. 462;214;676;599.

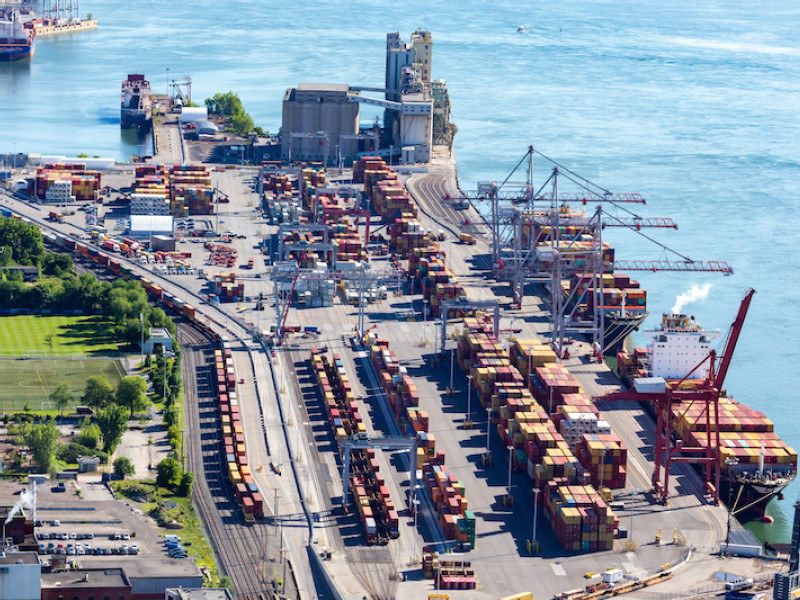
671;283;712;314
5;489;33;525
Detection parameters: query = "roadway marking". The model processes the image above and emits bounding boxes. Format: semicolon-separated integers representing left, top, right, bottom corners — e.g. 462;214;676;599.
551;564;567;576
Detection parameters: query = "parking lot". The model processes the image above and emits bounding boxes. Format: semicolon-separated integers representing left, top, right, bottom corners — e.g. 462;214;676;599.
1;478;189;563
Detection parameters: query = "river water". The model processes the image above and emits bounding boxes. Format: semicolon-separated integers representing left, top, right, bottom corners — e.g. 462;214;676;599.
2;0;799;541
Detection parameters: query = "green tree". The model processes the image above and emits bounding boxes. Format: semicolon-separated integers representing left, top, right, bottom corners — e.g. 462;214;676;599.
177;472;193;497
96;405;128;453
75;420;101;449
0;216;44;265
113;456;135;478
44;332;55;355
204;91;244;117
82;375;114;410
21;421;60;472
228;112;255;136
50;383;73;417
41;253;73;277
116;376;149;417
0;246;11;267
156;456;182;489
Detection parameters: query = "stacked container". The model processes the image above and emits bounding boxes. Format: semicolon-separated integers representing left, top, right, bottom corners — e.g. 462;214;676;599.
455;316;620;552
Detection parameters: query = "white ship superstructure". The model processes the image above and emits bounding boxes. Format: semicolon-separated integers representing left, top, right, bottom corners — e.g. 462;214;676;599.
643;313;720;379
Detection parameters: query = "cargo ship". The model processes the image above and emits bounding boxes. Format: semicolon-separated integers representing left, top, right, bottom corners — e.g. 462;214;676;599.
618;313;797;519
0;10;35;62
120;74;152;129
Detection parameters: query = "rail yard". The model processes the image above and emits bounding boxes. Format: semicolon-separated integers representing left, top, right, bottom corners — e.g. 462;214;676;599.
0;145;791;600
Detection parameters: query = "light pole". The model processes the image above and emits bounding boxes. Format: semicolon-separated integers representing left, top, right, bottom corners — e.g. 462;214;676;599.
505;445;514;507
422;299;429;346
432;318;438;366
484;406;492;466
465;374;473;429
627;490;637;552
166;67;170;97
306;441;313;503
531;488;540;554
725;457;739;554
412;487;419;564
447;347;455;396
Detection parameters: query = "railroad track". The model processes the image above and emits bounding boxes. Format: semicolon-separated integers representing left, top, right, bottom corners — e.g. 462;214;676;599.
180;322;297;600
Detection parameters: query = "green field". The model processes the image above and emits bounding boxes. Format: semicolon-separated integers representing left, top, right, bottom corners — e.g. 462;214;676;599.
0;358;125;410
0;315;123;357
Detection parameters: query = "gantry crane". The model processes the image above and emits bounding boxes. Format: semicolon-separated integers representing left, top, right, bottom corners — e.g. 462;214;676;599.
457;146;734;356
599;288;755;505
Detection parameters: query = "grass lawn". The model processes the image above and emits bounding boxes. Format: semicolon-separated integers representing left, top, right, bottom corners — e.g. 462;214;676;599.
0;358;125;410
113;481;220;586
0;315;123;357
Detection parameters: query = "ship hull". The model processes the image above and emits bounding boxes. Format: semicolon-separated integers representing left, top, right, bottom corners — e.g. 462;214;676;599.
0;42;34;61
120;109;152;130
602;312;647;355
720;474;793;521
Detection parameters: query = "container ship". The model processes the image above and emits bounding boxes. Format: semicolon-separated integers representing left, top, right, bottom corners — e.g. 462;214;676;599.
0;9;35;61
120;74;152;129
617;313;797;519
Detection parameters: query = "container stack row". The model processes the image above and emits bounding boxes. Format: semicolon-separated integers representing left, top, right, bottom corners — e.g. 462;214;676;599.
363;332;477;548
456;316;620;551
35;164;102;202
309;348;398;544
264;172;305;225
169;164;214;216
422;555;478;590
133;164;169;198
132;164;214;216
408;252;466;317
675;397;797;476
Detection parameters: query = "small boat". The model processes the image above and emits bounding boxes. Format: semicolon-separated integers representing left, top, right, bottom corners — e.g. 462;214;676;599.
517;25;526;33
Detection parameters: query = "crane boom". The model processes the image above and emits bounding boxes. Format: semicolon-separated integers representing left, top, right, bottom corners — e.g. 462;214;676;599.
613;260;734;274
712;288;756;390
604;218;677;229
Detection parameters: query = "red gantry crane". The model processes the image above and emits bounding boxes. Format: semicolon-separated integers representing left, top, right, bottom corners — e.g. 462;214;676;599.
600;288;755;504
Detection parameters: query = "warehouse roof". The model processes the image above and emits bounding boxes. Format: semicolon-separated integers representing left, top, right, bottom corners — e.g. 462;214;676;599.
129;215;174;234
100;558;202;579
41;568;129;589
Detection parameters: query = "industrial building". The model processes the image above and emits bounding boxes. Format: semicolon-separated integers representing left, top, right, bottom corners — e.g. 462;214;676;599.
128;215;174;239
279;30;451;166
280;83;361;164
104;559;203;600
41;568;131;600
0;551;41;600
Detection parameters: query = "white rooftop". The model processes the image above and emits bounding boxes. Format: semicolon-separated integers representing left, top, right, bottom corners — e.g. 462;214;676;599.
129;215;174;234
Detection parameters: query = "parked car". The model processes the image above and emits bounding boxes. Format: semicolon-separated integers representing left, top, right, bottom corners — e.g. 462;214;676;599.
121;533;130;540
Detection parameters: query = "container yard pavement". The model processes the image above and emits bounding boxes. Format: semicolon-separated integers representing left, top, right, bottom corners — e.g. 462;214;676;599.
0;314;123;356
0;358;125;409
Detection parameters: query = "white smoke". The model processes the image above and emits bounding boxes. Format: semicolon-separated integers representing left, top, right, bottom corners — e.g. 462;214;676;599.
671;283;712;314
5;489;34;525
